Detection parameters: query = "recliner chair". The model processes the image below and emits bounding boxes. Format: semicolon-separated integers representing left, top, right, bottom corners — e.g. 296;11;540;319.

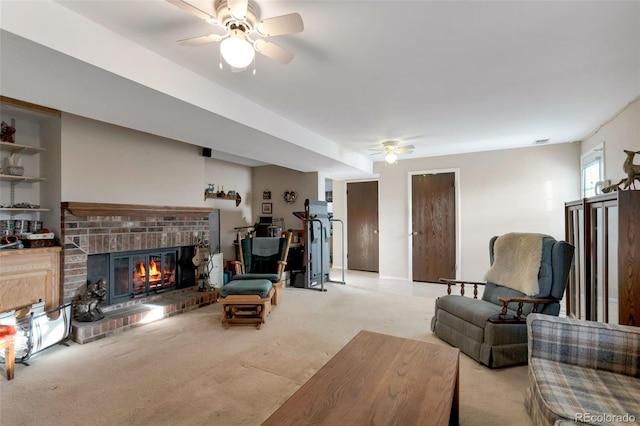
430;233;574;368
228;231;292;305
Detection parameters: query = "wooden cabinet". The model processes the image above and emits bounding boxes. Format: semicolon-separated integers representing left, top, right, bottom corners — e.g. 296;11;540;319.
565;191;640;326
0;247;61;314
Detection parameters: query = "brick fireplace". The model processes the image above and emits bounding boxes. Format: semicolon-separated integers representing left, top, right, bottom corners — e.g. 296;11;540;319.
60;202;218;343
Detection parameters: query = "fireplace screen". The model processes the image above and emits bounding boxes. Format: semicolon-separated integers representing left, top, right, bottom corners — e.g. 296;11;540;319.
111;249;178;303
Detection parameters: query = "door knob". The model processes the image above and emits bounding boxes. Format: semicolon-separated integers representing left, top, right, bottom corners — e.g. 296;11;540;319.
373;230;378;234
411;231;418;236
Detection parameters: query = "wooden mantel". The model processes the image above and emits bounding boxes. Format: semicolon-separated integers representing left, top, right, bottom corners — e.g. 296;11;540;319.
61;202;213;217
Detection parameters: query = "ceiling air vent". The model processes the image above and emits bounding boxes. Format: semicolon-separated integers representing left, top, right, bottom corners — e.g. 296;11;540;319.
533;138;550;145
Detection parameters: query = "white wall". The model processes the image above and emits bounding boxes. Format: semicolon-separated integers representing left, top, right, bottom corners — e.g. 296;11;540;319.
59;113;254;259
39;117;62;235
204;158;252;259
581;97;640;183
61;114;204;206
251;166;320;232
332;142;581;281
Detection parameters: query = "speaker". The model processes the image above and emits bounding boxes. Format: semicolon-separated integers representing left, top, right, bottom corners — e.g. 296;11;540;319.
202;148;212;157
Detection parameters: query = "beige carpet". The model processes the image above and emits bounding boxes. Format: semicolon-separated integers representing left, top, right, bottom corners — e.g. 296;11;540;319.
0;272;532;426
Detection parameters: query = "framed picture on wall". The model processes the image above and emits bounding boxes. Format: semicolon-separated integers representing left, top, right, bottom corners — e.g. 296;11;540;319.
262;203;272;214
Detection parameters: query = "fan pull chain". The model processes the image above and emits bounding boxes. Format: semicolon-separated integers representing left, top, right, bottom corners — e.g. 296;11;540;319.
219;49;223;70
252;56;256;76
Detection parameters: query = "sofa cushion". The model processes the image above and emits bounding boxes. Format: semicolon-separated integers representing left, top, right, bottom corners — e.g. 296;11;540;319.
526;358;640;425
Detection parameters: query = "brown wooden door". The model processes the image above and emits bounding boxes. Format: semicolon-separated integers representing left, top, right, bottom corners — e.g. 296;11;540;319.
347;181;379;272
411;173;456;282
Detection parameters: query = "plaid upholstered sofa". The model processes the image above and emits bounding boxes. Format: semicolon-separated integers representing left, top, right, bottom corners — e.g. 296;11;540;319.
525;314;640;425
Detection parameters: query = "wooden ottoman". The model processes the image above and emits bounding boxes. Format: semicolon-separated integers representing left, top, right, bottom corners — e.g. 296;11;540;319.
220;280;274;329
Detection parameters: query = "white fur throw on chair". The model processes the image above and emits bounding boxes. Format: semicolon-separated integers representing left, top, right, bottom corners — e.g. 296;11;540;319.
483;233;550;296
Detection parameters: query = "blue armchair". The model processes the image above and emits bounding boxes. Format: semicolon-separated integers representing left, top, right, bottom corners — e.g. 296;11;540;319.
430;233;574;368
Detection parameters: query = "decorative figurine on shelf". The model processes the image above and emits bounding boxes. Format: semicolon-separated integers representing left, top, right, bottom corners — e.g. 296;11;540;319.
5;153;24;176
1;120;16;143
602;149;640;192
207;183;215;194
283;190;297;204
622;149;640;189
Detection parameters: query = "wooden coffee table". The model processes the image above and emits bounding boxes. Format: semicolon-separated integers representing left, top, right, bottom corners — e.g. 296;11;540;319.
262;330;460;426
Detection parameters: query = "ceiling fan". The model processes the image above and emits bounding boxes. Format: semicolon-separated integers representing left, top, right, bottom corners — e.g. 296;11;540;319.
369;140;415;164
167;0;303;71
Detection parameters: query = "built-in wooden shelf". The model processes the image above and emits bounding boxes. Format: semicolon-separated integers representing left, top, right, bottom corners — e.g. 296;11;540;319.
0;141;46;155
0;174;46;183
0;208;49;213
204;191;242;206
61;202;214;218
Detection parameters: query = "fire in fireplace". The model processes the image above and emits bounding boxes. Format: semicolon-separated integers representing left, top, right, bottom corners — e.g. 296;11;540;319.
132;257;176;291
114;249;177;299
87;246;195;306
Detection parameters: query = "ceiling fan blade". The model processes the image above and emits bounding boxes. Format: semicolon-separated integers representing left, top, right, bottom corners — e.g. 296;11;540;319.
166;0;215;22
227;0;249;20
256;13;304;37
396;145;415;154
178;34;223;45
254;39;294;64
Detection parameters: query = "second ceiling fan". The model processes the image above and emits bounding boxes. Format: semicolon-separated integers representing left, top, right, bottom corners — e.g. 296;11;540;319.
168;0;304;70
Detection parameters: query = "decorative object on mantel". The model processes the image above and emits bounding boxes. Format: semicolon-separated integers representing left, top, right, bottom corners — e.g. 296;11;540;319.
263;189;271;200
74;279;107;322
283;190;297;204
602;149;640;192
4;153;24;176
204;186;242;206
0;119;16;143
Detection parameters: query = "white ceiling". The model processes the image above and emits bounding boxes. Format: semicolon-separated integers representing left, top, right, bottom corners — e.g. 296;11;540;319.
1;1;639;179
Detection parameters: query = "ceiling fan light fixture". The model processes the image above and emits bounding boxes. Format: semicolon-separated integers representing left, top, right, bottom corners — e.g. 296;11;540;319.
385;152;398;164
220;29;255;69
